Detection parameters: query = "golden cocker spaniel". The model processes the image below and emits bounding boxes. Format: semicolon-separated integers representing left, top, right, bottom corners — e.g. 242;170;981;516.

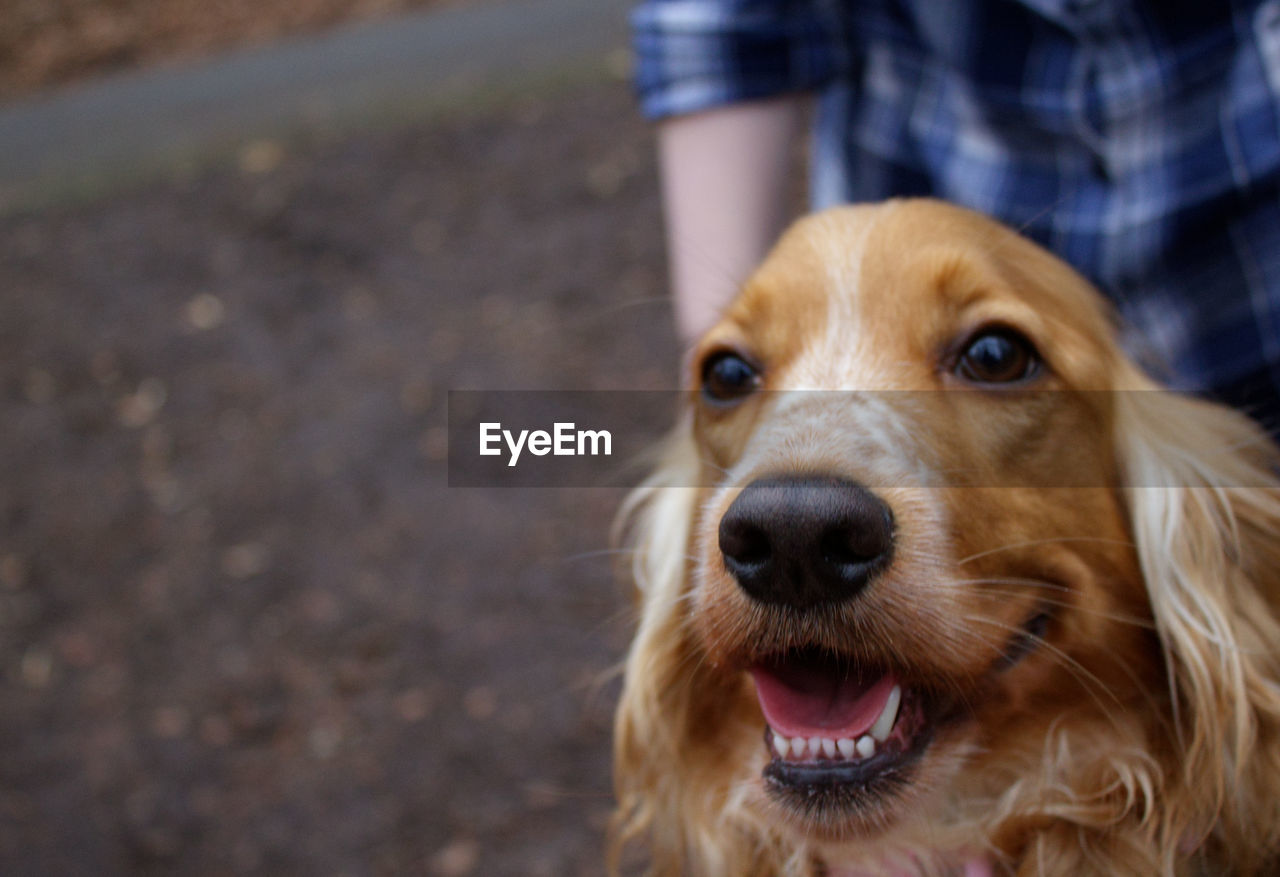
612;200;1280;875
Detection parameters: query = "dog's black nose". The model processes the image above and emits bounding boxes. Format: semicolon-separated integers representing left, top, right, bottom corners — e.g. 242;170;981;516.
718;475;894;608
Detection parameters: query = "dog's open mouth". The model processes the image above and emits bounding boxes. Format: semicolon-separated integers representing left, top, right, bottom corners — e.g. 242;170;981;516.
749;650;934;813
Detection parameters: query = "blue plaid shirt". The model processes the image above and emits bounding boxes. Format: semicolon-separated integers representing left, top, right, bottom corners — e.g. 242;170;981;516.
633;0;1280;416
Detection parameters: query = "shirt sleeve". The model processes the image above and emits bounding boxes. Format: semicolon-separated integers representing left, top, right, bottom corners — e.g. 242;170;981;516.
631;0;839;119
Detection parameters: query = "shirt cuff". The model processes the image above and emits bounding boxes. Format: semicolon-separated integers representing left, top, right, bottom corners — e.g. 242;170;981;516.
631;0;838;119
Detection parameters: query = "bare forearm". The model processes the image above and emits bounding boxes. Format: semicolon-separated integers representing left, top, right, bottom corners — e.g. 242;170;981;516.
657;96;806;344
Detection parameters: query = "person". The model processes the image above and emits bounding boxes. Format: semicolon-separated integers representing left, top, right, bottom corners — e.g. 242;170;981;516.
632;0;1280;436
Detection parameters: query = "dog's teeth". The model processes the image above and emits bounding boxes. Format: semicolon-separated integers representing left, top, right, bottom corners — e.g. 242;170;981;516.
767;728;885;762
869;684;902;743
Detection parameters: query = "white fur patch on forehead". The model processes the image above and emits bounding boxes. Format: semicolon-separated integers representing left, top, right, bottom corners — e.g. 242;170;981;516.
805;205;890;299
787;203;904;392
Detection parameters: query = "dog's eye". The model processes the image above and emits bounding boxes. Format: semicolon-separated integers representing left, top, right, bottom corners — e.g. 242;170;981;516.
702;352;761;403
955;329;1039;384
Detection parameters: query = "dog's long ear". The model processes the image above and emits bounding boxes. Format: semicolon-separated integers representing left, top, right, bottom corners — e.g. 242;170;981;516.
609;421;793;877
609;421;707;874
1116;378;1280;866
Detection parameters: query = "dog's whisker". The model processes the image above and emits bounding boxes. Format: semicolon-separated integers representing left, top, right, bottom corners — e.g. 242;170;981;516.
960;615;1099;683
959;614;1141;722
950;575;1074;593
558;547;640;563
644;587;702;619
957;537;1136;565
972;607;1174;743
961;588;1156;630
681;449;737;484
952;576;1157;628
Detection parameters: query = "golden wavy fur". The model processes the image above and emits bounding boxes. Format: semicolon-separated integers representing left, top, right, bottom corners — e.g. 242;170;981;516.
611;200;1280;875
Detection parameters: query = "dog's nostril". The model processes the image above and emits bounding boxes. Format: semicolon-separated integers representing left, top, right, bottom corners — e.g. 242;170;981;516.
720;519;772;568
819;527;879;568
719;476;894;608
821;501;893;563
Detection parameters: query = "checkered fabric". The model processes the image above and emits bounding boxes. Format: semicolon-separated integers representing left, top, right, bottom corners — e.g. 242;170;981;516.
633;0;1280;426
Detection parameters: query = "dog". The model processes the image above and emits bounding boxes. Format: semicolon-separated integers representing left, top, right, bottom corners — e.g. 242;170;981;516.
610;200;1280;875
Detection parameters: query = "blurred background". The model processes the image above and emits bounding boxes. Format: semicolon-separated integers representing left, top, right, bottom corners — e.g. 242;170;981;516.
0;0;680;872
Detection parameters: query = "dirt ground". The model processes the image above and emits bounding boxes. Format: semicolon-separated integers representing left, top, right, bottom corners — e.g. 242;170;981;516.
0;79;681;874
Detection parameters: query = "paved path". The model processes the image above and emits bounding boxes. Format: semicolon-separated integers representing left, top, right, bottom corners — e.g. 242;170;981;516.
0;0;632;214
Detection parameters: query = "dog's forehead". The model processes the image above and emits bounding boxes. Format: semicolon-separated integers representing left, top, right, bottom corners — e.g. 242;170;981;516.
721;202;968;385
738;201;1016;319
714;199;1121;390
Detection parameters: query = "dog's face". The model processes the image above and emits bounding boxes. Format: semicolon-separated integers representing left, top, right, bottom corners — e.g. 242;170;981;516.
682;201;1162;842
615;199;1280;874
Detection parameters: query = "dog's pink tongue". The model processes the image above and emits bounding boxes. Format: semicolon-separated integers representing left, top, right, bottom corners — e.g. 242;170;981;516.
750;664;896;740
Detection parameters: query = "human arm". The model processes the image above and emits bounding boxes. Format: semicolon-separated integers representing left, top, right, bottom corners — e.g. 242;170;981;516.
630;0;836;344
657;95;806;344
